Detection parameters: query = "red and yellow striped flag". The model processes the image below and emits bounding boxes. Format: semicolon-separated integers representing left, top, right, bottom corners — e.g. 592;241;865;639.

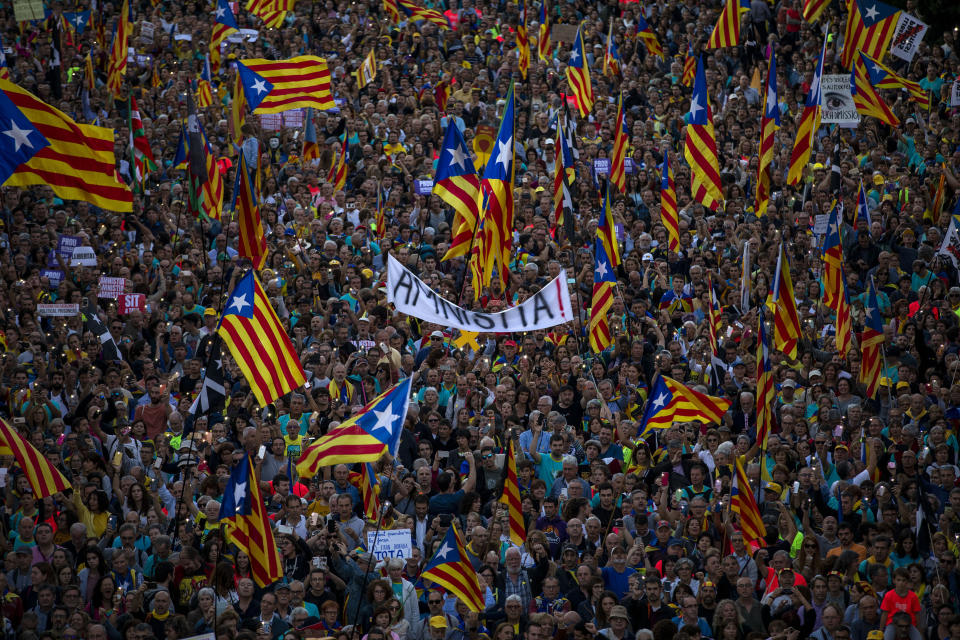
349;463;382;521
840;0;899;69
660;154;679;253
436;123;481;261
682;41;696;86
823;202;852;357
0;418;70;498
499;440;526;546
328;135;348;193
755;311;775;450
106;0;131;98
770;244;801;359
516;0;529;80
684;56;722;211
706;0;749;49
802;0;830;23
538;0;551;63
552;122;572;236
422;524;485;611
565;25;594;117
610;93;628;193
731;456;766;547
237;56;335;114
756;49;780;217
234;149;266;269
859;280;884;398
246;0;293;28
787;31;826;185
589;235;617;353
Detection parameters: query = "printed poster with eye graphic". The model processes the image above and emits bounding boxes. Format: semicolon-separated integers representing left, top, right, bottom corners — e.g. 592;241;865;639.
820;75;860;128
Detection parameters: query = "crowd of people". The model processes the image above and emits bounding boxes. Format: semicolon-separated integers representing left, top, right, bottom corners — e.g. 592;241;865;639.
0;0;959;639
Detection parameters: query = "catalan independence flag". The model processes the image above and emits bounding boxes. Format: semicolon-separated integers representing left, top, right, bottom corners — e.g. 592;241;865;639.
383;0;400;22
297;377;412;473
823;202;852;358
479;82;515;291
770;243;801;360
538;0;551;63
106;0;131;98
218;270;306;407
707;276;723;356
246;0;293;28
397;0;450;28
684;56;722;211
706;0;749;49
755;310;775;450
499;440;526;546
610;93;628;192
0;418;70;498
597;183;621;268
219;455;283;587
603;22;621;78
858;52;929;109
233;147;267;269
348;463;382;521
860;279;884;398
0;35;10;81
436;122;481;261
236;56;336;114
517;0;530;80
302;108;320;162
589;235;617;353
756;49;779;217
421;524;485;612
211;0;239;73
682;41;696;87
852;54;899;126
660;154;679;253
328;134;348;193
731;456;766;547
855;179;872;227
565;25;594;117
802;0;830;23
787;29;826;185
840;0;899;69
638;376;731;438
3;78;132;212
552;119;572;236
636;14;663;59
356;49;377;90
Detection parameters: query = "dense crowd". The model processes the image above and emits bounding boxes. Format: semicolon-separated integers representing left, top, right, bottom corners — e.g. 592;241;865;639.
0;0;959;639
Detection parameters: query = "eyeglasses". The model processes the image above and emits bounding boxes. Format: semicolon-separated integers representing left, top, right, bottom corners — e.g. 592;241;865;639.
428;600;442;605
389;605;401;611
481;453;493;459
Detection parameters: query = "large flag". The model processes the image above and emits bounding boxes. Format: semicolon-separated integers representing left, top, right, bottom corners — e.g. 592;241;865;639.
211;0;240;73
660;154;679;253
636;14;663;59
706;0;749;49
638;376;731;437
598;184;621;267
186;93;208;220
84;312;122;362
0;87;48;185
233;147;267;269
236;56;336;114
106;0;131;98
538;0;551;62
852;54;900;126
517;0;530;80
128;97;157;191
383;0;400;22
802;0;830;23
2;81;131;212
397;0;451;28
188;336;226;417
603;22;621;78
246;0;293;28
770;244;802;359
0;418;70;498
552;121;572;236
610;93;628;192
480;82;515;291
174;121;224;221
302;108;320;162
589;236;617;353
855;179;872;226
860;279;884;398
421;524;485;612
437;123;481;261
356;49;377;90
823;202;852;357
841;0;899;69
328;134;348;193
682;41;696;86
787;29;826;185
499;440;526;546
219;455;284;586
755;310;775;450
297;377;412;473
684;56;722;211
565;25;594;117
756;49;780;217
731;456;766;546
858;52;929;109
217;270;306;407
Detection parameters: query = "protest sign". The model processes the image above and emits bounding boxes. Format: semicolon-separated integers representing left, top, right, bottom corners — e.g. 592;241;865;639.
52;235;82;264
118;294;146;315
37;304;79;317
820;75;859;127
387;255;574;333
13;0;44;22
939;218;960;268
139;21;155;45
415;179;434;195
98;276;126;299
367;530;412;561
951;79;960;107
70;246;98;267
41;269;64;288
594;158;610;176
890;13;928;62
813;214;830;236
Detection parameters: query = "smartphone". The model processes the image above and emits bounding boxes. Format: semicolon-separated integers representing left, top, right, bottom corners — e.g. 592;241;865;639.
153;457;162;469
327;519;336;534
312;556;321;568
439;451;449;460
109;515;118;529
661;472;669;487
112;450;123;469
318;556;328;571
310;513;319;527
258;445;267;459
792;481;800;493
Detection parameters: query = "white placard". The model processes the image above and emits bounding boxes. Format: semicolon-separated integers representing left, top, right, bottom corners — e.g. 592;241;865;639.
820;74;859;127
140;21;155;45
70;246;98;267
37;304;79;317
98;276;126;299
387;255;574;333
813;214;830;235
951;80;960;107
367;529;413;561
890;13;928;62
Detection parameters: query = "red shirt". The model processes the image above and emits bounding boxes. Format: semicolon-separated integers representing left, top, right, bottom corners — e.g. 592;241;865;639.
880;589;921;626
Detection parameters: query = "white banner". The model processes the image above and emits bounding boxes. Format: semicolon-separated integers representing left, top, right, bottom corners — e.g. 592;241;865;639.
820;75;860;127
890;13;928;62
70;246;98;267
98;276;126;299
387;255;574;332
939;218;960;269
37;304;79;317
367;529;412;561
951;79;960;107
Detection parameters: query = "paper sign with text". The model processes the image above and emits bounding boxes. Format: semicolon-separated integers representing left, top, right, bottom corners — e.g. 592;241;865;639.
890;13;927;62
367;530;412;560
118;294;146;315
37;304;79;317
98;276;126;299
70;246;98;267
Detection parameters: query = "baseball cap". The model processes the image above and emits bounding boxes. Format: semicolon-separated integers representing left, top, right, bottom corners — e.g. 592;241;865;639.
657;520;671;529
781;379;796;389
429;616;448;629
503;339;518;347
642;252;654;261
562;544;579;555
765;482;783;494
430;330;444;338
809;369;822;378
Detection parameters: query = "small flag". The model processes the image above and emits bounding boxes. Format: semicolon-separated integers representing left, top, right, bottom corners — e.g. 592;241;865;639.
731;456;766;546
356;49;377;90
565;25;594;117
684;56;723;211
499;440;526;546
436;123;481;261
421;524;485;612
638;375;731;438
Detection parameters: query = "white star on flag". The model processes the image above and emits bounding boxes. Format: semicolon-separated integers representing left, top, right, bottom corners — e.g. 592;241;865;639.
569;47;579;64
448;144;467;171
252;79;268;94
595;259;608;279
3;122;34;153
766;88;777;115
864;3;879;21
233;479;247;513
496;136;513;172
651;392;668;411
372;404;398;432
216;6;225;18
435;542;452;559
688;96;702;120
229;293;251;314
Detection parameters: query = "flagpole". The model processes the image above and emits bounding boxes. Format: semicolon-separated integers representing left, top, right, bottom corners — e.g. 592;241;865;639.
348;500;390;632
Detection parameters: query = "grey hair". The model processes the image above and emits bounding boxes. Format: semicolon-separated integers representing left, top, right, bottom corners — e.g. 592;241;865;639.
505;594;522;605
716;441;735;456
385;557;404;571
561;455;577;467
